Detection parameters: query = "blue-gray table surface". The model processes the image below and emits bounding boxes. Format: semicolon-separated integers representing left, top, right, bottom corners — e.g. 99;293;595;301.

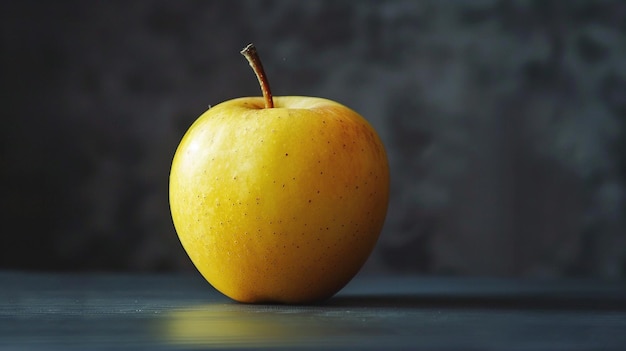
1;271;626;350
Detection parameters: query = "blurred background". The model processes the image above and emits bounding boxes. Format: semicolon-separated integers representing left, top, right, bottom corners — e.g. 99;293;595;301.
1;0;625;278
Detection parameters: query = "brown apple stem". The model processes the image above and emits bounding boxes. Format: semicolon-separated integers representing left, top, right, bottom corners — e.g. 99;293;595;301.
241;43;274;109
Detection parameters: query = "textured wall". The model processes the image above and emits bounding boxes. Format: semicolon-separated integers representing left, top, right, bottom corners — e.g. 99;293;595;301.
2;1;625;278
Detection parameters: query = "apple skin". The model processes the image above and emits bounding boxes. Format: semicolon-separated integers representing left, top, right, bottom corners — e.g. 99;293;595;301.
169;96;389;304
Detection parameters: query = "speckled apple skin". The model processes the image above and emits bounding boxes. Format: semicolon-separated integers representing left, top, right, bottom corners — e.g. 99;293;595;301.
169;96;389;304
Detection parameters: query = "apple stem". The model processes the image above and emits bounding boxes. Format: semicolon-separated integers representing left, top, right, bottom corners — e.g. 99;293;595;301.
241;43;274;109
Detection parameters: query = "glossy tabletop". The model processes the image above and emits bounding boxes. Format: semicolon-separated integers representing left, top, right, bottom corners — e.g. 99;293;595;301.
1;271;626;350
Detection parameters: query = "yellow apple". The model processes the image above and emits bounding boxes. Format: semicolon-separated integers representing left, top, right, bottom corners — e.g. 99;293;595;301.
169;44;389;304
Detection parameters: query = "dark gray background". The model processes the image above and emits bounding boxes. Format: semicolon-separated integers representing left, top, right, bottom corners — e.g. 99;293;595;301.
2;1;625;278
